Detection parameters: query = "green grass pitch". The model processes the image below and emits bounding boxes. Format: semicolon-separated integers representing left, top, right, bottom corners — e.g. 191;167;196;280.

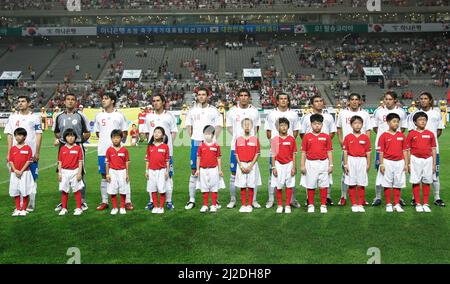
0;127;449;264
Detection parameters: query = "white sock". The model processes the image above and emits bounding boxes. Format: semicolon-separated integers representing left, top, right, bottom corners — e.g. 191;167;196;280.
327;186;332;199
268;176;274;202
29;192;36;208
341;175;348;199
149;193;153;203
100;179;108;204
375;185;383;200
126;190;131;204
433;179;441;201
166;178;173;202
290;187;297;203
189;175;197;203
253;186;258;203
229;175;236;202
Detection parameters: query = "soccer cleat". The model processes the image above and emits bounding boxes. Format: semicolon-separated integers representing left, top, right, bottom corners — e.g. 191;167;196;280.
166;202;175;210
307;204;315;213
434;199;445;207
210;205;217;213
362;200;369;206
96;203;109;211
358;205;365;213
338;197;346;206
411;199;417;207
320;205;328;214
239;206;247;213
372;199;382;207
26;205;34;213
12;209;20;217
145;202;154;210
394;204;404;213
252;201;261;209
19;210;28;217
386;204;393;213
151;207;159;214
422;204;431;213
326;198;334;206
110;208;119;215
415;204;424;213
246;205;253;213
119;208;127;215
351;205;359;213
73;208;83;216
81;203;88;211
399;199;406;207
125;203;134;211
284;206;292;214
200;205;209;213
276;206;283;214
265;200;274;209
290;200;301;208
59;208;68;216
226;201;236;209
54;203;63;212
184;202;195;210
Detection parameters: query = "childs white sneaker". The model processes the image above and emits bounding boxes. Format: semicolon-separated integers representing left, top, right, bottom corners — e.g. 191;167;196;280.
73;208;83;216
393;204;404;213
119;208;127;215
246;205;253;213
200;205;209;213
284;206;292;214
276;206;283;214
226;201;236;209
252;201;261;209
59;208;68;216
19;210;28;216
351;205;359;213
158;208;164;214
320;205;328;214
12;209;20;217
307;204;315;213
422;204;431;213
266;200;274;209
358;205;365;213
239;206;247;213
110;208;119;215
210;205;217;213
151;207;158;214
386;203;393;213
415;204;424;212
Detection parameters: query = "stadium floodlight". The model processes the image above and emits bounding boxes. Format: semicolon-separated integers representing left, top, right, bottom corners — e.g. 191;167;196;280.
67;0;81;12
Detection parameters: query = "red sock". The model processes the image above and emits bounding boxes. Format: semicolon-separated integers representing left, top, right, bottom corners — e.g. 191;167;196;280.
212;192;218;206
307;189;315;205
286;188;293;206
14;196;21;210
62;192;69;209
111;195;117;209
276;189;283;206
358;187;365;206
160;193;166;207
248;188;254;206
394;188;401;206
152;192;158;208
423;184;430;205
241;188;247;206
74;191;82;209
348;186;357;205
120;194;126;209
384;188;392;204
412;184;421;204
203;192;209;206
320;188;328;206
22;196;29;211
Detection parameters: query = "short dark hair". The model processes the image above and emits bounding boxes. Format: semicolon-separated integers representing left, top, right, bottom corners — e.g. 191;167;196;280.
238;88;250;97
419;91;433;101
203;125;215;136
310;94;323;105
350;115;364;124
63;128;78;141
110;129;123;138
349;93;361;100
241;117;254;127
386;113;400;122
14;127;27;137
64;93;77;100
276;93;290;107
132;123;136;127
153;93;166;104
149;126;168;144
310;113;324;124
276;117;290;129
103;93;117;106
17;95;31;103
197;87;209;95
413;111;428;122
384;91;398;101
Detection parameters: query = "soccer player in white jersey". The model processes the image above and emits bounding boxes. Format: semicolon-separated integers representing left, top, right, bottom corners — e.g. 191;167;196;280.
264;93;301;209
4;95;42;212
142;94;178;210
372;91;407;206
184;87;222;210
93;93;130;211
407;91;445;207
336;93;372;206
300;94;337;206
225;88;261;209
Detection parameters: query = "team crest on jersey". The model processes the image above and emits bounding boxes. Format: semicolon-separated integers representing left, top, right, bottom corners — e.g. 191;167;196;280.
72;119;78;125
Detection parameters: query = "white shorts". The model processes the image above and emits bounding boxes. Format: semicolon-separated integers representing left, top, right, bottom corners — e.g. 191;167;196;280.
59;169;84;193
9;171;35;197
146;169;168;193
271;161;296;189
138;124;145;133
344;156;368;187
409;155;434;184
300;159;330;189
196;167;225;193
235;162;262;189
377;159;406;189
107;169;131;195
